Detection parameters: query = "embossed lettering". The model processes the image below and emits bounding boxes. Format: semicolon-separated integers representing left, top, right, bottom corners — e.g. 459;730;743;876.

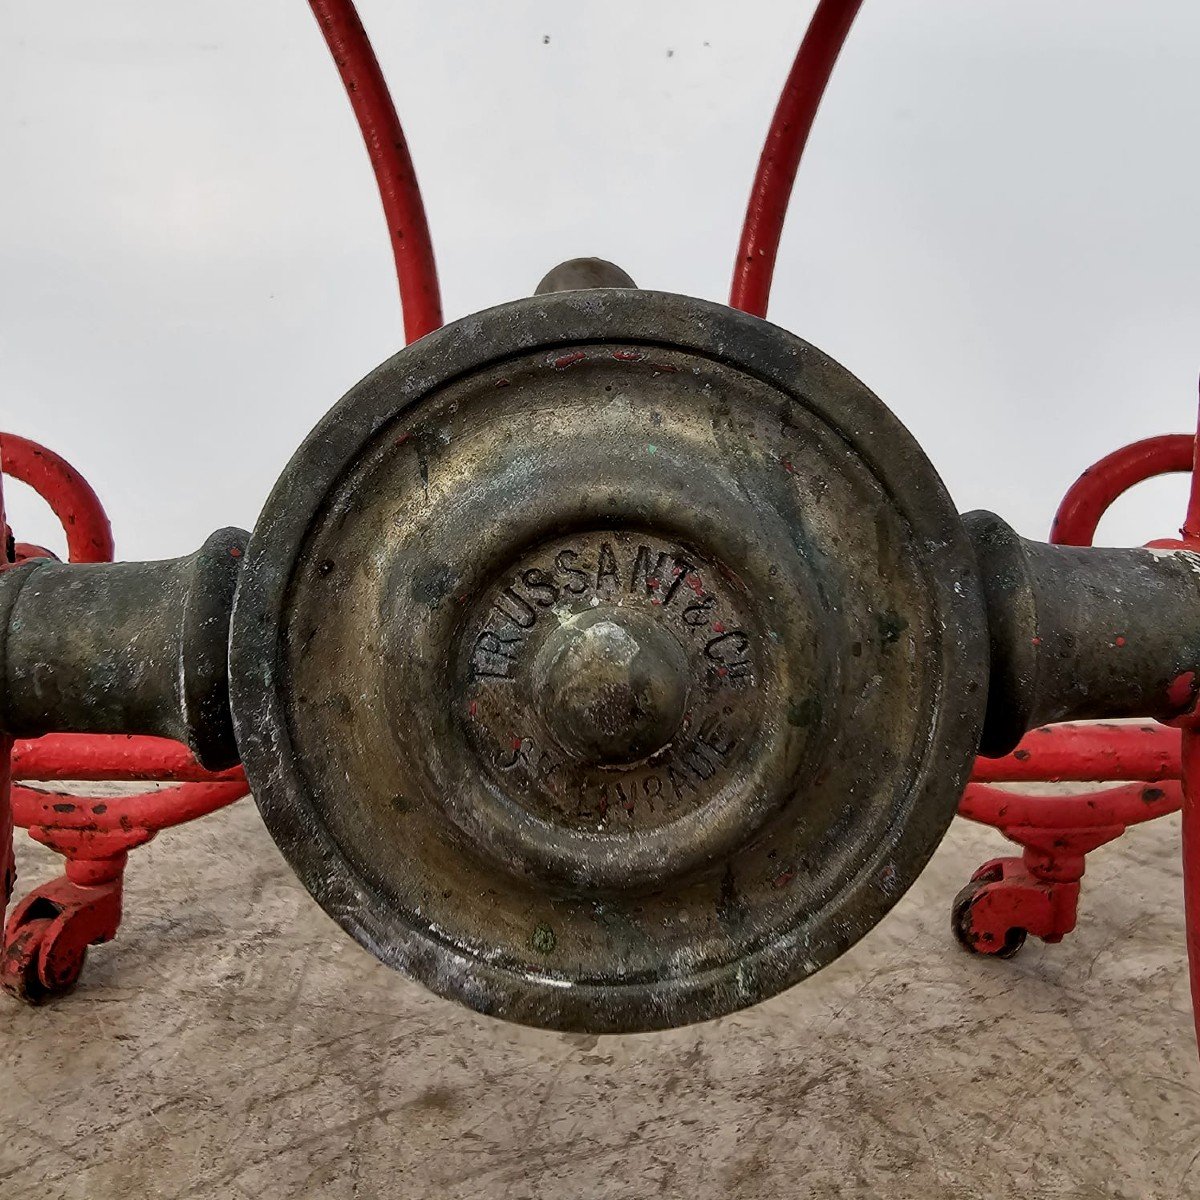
493;587;538;629
554;548;589;594
696;720;736;758
596;543;620;589
661;560;693;605
680;745;718;781
682;595;717;626
496;736;561;781
704;630;752;679
520;567;559;607
497;736;528;770
630;545;671;597
667;764;699;800
471;628;523;679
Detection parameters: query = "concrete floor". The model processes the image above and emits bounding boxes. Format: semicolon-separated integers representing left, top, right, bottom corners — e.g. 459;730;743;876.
0;795;1196;1200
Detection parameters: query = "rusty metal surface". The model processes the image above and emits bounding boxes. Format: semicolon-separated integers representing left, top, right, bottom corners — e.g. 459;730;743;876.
230;287;989;1032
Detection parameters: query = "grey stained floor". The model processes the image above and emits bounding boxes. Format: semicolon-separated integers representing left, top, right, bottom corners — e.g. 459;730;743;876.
0;796;1197;1200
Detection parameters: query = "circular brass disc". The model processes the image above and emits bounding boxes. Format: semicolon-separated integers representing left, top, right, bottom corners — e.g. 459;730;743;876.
229;290;987;1033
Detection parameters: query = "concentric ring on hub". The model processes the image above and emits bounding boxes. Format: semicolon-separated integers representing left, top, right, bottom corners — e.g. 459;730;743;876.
229;289;987;1032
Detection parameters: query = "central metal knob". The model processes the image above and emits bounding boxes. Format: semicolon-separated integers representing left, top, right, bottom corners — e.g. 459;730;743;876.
532;607;690;766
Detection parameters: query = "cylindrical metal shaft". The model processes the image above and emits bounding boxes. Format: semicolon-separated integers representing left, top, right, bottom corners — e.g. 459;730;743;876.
0;528;247;768
967;510;1200;755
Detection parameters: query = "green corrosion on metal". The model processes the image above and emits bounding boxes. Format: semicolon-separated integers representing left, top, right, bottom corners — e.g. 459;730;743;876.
531;923;557;955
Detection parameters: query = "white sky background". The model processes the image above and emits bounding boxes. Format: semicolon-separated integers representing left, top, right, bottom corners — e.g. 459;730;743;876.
1;1;1198;560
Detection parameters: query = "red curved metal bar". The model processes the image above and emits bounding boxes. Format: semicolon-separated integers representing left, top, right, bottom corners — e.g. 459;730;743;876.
12;735;246;784
1050;434;1193;547
0;433;114;563
960;780;1182;830
308;0;443;343
12;781;248;835
13;542;57;563
730;0;863;319
1185;386;1200;539
972;722;1181;784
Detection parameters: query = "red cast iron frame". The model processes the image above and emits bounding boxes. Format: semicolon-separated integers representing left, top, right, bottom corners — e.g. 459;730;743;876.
1;0;1197;1055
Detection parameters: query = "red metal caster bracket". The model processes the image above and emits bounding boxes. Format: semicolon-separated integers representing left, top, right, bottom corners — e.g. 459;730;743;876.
956;758;1182;956
952;859;1055;959
1;869;122;1004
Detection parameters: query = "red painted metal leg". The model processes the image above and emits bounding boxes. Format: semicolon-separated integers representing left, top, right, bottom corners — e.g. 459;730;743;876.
1;779;247;1002
952;858;1076;958
1181;732;1200;1050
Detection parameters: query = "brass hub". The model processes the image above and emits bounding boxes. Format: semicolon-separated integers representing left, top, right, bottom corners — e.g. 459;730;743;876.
531;607;690;766
230;289;987;1032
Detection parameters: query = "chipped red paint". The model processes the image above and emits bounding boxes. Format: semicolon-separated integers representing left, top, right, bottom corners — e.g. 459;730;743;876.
972;723;1180;784
1051;434;1193;546
12;734;245;783
552;351;587;370
0;433;113;563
